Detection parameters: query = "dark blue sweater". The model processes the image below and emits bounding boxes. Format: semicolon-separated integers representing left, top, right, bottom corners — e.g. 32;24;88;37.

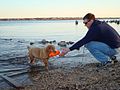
69;20;120;51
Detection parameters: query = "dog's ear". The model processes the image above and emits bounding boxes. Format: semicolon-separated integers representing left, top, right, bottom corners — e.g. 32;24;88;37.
46;45;55;53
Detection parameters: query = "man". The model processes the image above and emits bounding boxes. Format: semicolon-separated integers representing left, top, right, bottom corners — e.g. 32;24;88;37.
60;13;120;66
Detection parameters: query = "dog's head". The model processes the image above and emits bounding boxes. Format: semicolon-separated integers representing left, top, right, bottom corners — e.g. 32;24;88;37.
46;44;56;54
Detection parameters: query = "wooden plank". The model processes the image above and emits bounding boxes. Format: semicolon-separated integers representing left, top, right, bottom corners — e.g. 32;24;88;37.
0;74;24;89
0;67;29;73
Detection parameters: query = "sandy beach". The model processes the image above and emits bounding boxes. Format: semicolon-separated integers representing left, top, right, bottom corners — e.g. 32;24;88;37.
21;61;120;90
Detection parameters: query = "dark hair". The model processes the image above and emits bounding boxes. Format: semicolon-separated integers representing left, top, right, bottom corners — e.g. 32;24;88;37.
83;13;95;20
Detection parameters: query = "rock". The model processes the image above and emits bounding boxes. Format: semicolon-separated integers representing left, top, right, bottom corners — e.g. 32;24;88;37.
75;20;78;25
30;42;34;45
58;41;67;47
41;39;48;44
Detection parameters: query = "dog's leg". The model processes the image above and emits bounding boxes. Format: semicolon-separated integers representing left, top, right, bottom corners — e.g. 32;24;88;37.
28;55;35;64
43;59;49;71
30;58;35;64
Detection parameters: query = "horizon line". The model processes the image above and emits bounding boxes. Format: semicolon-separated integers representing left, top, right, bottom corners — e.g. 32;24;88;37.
0;17;120;21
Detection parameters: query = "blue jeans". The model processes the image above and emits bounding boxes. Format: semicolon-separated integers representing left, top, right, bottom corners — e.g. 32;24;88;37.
84;41;117;64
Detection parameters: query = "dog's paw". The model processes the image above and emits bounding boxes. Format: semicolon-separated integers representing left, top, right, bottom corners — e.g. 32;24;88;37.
28;63;35;67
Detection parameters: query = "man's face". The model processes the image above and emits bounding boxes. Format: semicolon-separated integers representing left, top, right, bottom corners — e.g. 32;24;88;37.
83;19;93;28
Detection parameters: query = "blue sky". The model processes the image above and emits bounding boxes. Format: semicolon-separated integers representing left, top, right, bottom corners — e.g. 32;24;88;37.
0;0;120;18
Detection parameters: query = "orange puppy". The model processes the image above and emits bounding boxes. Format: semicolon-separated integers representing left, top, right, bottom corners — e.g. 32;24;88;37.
27;44;56;70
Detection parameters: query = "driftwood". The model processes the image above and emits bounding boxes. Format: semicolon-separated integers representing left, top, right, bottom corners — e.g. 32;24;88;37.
7;70;28;77
0;74;24;89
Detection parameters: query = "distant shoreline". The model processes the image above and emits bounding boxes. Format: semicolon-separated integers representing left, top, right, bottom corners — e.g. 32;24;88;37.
0;17;120;21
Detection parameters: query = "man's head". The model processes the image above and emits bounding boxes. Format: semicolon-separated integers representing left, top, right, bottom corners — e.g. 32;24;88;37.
83;13;95;28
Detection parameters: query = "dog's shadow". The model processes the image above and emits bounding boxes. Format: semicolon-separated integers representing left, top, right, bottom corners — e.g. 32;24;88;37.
28;65;46;73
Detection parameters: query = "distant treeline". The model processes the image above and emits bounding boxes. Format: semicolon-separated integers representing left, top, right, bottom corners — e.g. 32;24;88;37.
0;17;81;21
0;17;120;21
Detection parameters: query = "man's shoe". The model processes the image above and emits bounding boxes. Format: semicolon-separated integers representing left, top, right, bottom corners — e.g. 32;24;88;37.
96;61;112;68
110;56;118;64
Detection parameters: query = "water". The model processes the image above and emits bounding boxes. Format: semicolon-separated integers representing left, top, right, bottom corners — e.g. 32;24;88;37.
0;20;87;42
0;19;120;41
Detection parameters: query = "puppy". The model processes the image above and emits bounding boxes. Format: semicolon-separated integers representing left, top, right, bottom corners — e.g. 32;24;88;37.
27;44;56;70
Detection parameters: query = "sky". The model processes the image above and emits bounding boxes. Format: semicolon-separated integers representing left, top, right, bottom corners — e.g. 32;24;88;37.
0;0;120;18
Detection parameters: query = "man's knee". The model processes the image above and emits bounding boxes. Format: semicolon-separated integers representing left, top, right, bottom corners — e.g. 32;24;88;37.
84;41;95;49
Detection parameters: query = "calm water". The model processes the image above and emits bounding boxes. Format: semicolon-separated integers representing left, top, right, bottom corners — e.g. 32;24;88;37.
0;20;87;42
0;19;120;41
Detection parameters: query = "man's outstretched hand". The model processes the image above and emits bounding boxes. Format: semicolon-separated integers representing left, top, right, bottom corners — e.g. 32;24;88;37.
59;48;70;57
